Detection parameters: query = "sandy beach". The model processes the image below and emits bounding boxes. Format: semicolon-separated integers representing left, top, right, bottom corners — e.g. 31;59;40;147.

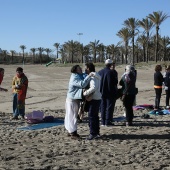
0;63;170;170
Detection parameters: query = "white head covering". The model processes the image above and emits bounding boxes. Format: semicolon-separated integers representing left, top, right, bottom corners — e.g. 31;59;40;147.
105;59;113;65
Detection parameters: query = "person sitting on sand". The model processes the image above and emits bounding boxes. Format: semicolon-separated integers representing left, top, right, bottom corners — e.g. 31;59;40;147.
83;63;101;140
0;68;8;92
154;65;164;110
12;67;28;120
65;65;93;139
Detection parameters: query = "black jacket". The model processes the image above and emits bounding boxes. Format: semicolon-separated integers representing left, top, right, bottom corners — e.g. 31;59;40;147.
98;67;117;99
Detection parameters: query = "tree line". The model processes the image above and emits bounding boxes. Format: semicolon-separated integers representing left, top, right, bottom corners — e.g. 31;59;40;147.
0;11;169;65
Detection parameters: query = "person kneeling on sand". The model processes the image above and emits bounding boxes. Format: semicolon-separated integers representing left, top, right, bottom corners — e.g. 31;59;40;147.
83;63;101;140
65;65;93;139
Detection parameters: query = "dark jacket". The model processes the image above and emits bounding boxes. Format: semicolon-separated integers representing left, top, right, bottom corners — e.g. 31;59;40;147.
119;72;136;95
164;71;170;87
154;71;164;87
98;67;117;99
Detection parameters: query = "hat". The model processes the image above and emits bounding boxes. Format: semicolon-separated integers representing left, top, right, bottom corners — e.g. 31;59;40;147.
105;59;113;65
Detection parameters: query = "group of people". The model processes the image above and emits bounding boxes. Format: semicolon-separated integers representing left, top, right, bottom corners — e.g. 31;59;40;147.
64;59;137;140
0;67;28;120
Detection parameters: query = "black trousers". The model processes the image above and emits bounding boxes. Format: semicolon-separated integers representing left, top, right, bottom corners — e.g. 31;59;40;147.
165;89;170;106
123;94;135;122
154;88;162;109
88;100;101;135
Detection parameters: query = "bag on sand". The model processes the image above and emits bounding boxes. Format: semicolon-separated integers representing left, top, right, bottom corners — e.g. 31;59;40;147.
25;111;44;124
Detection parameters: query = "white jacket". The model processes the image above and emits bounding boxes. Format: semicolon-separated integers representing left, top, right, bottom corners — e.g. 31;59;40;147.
83;72;101;100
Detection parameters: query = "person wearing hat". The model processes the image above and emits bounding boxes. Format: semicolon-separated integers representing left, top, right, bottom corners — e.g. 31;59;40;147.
98;59;118;126
12;67;28;120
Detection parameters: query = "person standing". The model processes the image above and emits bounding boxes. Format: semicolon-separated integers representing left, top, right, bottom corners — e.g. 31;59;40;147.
163;65;170;109
0;68;8;92
65;65;92;139
154;65;164;110
98;59;118;126
12;67;28;120
83;63;101;140
119;65;137;126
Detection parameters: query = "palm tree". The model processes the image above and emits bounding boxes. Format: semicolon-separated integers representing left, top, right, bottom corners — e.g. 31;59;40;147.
88;40;100;63
123;18;139;65
106;44;119;62
78;44;90;63
138;18;154;62
20;45;26;64
58;45;66;63
97;44;105;62
148;11;169;62
37;47;44;64
10;50;16;64
159;36;170;61
136;35;147;62
117;28;131;64
44;48;52;61
64;40;79;63
53;43;60;59
30;48;37;64
2;50;8;63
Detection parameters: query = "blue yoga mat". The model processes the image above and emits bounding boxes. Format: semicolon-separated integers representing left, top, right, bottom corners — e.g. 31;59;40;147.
113;116;126;122
17;119;64;130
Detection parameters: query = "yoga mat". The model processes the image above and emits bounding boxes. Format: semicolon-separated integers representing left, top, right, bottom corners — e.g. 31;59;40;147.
17;119;64;130
113;116;126;122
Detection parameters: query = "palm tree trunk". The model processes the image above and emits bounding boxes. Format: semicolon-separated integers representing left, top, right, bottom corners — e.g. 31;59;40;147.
155;26;159;62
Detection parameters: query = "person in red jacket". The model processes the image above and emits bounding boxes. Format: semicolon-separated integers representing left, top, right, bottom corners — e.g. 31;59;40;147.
0;68;8;92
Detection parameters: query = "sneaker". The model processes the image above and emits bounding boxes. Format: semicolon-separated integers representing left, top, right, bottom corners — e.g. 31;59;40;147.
101;124;105;127
86;134;99;140
166;106;170;109
126;122;133;126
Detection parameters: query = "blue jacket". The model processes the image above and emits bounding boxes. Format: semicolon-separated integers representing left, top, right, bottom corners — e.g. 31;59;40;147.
67;73;91;100
98;67;118;99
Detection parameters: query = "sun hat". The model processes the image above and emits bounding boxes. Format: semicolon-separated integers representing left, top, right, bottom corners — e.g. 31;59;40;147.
105;59;113;65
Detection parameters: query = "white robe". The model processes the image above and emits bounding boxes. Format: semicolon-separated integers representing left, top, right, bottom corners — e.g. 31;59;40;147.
65;98;79;133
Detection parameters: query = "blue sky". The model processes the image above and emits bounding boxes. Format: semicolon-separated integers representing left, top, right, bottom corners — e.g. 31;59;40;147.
0;0;170;54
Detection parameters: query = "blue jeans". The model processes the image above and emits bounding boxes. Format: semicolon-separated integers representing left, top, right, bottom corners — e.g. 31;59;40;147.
88;100;101;135
13;93;25;117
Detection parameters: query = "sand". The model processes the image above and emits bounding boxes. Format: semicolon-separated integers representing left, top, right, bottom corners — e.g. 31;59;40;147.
0;63;170;170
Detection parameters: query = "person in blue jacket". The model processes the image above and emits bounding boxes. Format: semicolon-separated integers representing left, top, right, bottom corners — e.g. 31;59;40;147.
98;59;118;126
65;65;93;139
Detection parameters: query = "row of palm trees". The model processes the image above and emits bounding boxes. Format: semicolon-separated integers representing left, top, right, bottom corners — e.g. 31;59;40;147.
0;11;169;65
